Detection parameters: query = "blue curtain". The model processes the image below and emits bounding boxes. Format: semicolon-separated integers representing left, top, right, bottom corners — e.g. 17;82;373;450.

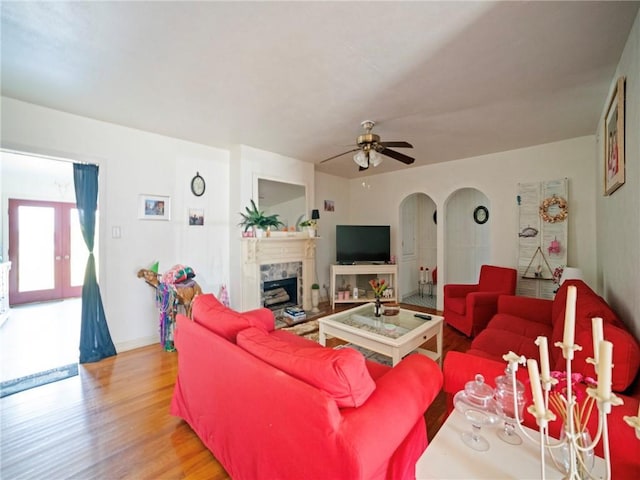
73;163;117;363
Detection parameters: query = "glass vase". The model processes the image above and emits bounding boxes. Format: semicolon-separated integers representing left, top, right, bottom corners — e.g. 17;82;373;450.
558;425;595;479
374;297;382;317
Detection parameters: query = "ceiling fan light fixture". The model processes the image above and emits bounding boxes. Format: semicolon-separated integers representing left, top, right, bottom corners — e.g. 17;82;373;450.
353;150;368;168
369;150;383;167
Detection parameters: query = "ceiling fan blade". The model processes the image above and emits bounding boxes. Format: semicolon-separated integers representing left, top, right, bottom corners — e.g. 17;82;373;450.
380;148;415;165
320;148;359;163
379;141;413;149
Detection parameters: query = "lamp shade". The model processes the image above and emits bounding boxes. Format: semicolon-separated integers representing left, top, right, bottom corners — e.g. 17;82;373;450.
369;150;383;167
353;150;368;168
311;209;320;220
560;267;583;285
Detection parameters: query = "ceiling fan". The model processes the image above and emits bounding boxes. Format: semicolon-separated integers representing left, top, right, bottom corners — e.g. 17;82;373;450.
320;120;414;171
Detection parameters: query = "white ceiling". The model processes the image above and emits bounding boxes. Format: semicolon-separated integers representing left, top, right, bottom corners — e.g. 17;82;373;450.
1;1;638;179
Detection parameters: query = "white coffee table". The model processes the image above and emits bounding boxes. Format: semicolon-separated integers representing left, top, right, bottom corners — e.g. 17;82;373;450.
416;410;606;479
318;303;443;367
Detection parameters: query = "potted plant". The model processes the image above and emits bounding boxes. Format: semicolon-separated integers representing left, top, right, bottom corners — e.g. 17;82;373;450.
239;199;283;237
299;219;317;237
311;283;320;313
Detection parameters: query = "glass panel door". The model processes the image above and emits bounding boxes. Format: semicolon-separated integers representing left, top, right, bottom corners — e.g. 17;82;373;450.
8;199;85;305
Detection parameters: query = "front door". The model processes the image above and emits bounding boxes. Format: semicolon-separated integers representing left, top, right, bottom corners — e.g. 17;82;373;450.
8;199;86;305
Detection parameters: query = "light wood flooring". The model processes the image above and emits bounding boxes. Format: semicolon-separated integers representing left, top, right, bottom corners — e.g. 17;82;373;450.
0;302;469;479
0;298;81;382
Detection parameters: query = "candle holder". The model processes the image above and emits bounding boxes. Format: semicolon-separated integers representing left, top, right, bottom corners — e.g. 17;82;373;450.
503;343;624;480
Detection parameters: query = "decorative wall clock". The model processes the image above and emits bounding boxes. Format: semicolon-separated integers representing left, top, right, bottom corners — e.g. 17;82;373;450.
473;206;489;224
190;172;206;197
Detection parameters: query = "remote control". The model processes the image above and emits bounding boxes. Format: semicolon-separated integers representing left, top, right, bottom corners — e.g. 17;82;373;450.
414;313;432;321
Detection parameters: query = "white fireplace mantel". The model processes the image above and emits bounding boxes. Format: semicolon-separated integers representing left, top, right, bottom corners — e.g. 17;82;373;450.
241;236;317;311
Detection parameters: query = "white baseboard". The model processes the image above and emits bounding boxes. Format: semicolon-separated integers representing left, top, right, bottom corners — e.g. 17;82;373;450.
115;335;158;353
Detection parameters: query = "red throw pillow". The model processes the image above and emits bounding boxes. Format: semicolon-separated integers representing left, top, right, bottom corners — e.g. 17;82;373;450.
191;294;271;342
573;323;640;392
237;327;376;408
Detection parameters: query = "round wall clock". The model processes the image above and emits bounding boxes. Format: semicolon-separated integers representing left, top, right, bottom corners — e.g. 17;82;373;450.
473;205;489;224
190;172;206;197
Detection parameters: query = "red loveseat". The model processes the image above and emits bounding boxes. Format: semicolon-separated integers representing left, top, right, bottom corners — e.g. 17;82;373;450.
443;264;518;337
171;294;443;480
443;280;640;478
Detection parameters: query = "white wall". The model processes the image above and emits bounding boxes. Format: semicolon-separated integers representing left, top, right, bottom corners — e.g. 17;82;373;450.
445;188;490;284
345;136;597;309
596;10;640;339
228;145;315;309
314;171;350;299
1;97;230;352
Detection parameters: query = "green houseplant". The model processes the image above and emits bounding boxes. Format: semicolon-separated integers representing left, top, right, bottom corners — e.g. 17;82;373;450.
239;199;284;234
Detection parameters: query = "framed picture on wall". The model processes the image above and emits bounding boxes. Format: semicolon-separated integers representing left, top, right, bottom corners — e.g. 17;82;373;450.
604;76;625;196
138;194;171;220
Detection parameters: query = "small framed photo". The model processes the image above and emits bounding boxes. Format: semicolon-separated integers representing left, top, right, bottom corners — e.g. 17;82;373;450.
139;194;171;220
189;208;204;226
604;76;625;196
324;200;335;212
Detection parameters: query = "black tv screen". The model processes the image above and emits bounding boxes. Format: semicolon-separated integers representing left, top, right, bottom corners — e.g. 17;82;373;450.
336;225;390;264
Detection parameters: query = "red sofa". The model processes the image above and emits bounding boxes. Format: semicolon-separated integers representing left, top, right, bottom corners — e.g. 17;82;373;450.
443;280;640;478
171;294;443;480
443;264;518;337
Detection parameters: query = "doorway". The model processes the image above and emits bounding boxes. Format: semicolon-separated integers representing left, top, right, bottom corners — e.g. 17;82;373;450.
8;199;86;305
1;151;87;383
399;192;437;308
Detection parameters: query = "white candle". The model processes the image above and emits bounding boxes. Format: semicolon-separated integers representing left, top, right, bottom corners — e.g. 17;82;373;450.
597;340;613;399
563;285;577;346
536;336;551;382
592;317;604;363
527;359;545;415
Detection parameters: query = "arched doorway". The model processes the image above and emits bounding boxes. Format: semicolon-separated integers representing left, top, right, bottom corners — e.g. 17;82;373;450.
399;192;437;308
444;187;490;283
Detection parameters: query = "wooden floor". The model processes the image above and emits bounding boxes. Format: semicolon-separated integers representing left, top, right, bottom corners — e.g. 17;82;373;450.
0;302;469;479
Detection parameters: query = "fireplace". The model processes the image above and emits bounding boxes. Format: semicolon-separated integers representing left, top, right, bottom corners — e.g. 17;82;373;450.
241;236;317;312
262;277;298;310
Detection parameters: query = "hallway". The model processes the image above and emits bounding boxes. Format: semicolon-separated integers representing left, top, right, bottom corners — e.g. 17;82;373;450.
0;298;81;383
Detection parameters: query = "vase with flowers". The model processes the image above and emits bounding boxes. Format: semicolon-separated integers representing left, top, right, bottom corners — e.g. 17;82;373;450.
552;265;565;293
369;278;387;317
547;371;597;477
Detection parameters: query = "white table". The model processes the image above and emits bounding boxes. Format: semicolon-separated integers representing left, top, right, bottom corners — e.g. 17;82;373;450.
318;303;443;367
416;410;606;479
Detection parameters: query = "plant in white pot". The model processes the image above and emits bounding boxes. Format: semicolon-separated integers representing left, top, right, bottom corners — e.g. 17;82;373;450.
239;199;283;237
299;219;317;237
310;283;320;313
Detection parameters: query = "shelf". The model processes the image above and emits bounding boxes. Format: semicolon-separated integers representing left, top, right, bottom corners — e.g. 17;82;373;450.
330;264;398;309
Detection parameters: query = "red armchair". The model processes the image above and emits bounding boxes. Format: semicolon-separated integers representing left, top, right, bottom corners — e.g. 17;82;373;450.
443;264;517;337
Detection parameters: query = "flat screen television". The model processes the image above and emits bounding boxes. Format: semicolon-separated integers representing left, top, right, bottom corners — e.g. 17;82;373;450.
336;225;390;264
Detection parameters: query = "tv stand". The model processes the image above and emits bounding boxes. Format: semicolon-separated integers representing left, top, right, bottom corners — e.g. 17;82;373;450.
330;264;398;309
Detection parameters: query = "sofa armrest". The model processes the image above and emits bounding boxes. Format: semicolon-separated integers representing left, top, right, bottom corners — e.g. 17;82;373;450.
444;283;479;298
341;354;442;462
243;307;275;332
497;295;553;325
443;351;529;395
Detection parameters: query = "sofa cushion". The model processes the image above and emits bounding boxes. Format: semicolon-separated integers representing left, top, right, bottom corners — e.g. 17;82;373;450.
237;327;376;408
485;313;553;340
551;285;623;369
471;329;541;363
191;294;271;342
573;323;640;392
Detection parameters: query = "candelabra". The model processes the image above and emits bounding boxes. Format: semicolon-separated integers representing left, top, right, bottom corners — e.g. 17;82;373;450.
502;285;629;480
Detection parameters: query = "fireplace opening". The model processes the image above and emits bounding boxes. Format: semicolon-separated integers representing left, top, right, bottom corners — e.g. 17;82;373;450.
262;277;298;312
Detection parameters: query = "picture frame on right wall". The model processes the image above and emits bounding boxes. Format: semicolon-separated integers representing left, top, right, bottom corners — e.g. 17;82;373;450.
604;76;625;196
